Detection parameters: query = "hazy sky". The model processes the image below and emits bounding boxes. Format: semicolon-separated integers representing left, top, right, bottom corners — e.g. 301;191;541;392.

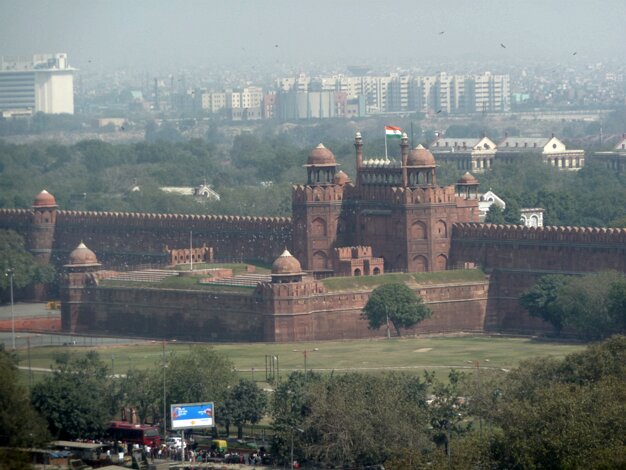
2;0;626;71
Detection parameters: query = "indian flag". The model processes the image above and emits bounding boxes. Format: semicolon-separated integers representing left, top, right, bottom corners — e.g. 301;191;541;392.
385;125;402;138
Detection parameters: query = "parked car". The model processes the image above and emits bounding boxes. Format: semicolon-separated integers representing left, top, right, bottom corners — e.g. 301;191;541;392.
165;437;186;449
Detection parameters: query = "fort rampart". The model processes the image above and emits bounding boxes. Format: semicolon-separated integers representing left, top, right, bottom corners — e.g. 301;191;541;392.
450;223;626;333
0;208;293;268
67;279;489;342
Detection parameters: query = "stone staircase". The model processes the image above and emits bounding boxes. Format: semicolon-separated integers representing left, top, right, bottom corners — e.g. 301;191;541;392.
200;273;271;287
108;269;179;283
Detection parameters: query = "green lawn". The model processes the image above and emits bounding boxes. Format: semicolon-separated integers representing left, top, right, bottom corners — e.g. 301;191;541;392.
16;335;586;383
322;269;487;291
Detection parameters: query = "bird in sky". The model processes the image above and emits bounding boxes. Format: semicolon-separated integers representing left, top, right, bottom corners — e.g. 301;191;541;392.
438;31;445;35
436;109;442;114
500;43;506;49
572;52;577;56
274;44;279;48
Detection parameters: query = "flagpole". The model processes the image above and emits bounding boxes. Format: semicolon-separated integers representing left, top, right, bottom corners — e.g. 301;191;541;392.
384;127;388;161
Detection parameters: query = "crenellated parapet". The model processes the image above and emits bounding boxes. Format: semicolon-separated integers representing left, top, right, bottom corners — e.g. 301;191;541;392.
0;208;33;229
389;185;458;205
56;210;291;227
453;223;626;245
335;246;373;260
292;184;350;203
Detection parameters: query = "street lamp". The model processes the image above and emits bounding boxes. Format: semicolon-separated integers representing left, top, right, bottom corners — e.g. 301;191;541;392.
293;348;319;375
290;427;304;470
5;268;15;350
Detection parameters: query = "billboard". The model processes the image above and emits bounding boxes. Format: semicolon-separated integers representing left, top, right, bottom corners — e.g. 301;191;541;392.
170;402;214;429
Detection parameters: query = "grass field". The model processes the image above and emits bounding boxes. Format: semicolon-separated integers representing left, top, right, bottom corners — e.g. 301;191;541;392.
16;335;586;384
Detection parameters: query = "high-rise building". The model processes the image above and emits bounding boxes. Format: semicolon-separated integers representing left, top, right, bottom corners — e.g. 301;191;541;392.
0;53;75;114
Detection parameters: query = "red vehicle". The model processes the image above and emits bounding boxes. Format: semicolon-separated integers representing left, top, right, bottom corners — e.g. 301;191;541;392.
107;421;161;447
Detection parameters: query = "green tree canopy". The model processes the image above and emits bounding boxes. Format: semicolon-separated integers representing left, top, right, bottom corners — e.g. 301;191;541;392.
519;274;570;334
520;272;626;340
0;229;56;302
0;345;49;447
298;373;430;468
31;351;116;439
362;283;432;336
484;204;505;224
162;346;236;428
485;336;626;468
222;378;267;439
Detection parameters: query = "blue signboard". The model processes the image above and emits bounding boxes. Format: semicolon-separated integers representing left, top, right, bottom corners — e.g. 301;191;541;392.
170;402;214;429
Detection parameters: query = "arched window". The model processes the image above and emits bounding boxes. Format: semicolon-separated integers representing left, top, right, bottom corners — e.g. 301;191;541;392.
435;254;448;271
311;217;327;237
411;221;427;239
312;251;328;270
435;220;447;238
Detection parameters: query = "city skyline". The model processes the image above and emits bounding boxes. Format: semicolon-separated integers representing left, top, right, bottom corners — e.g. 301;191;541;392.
1;0;626;72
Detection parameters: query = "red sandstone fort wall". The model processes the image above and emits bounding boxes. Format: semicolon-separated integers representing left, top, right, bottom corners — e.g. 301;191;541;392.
270;280;490;342
0;209;32;230
73;286;265;341
0;208;293;268
450;223;626;333
66;279;489;342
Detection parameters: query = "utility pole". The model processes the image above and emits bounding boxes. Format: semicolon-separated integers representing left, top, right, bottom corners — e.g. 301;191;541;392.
6;269;14;350
163;340;167;438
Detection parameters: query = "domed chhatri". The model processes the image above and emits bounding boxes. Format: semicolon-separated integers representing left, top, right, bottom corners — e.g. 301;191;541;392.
271;249;303;275
407;144;436;167
67;242;100;266
33;189;58;208
306;143;337;166
458;172;478;184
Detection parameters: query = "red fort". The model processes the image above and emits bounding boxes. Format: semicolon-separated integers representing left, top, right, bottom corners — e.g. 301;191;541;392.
0;133;624;341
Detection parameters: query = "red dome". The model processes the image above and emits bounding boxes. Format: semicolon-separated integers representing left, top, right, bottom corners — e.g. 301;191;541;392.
458;172;478;184
68;242;99;266
306;143;336;166
33;190;58;208
271;249;302;275
407;145;436;167
333;170;350;185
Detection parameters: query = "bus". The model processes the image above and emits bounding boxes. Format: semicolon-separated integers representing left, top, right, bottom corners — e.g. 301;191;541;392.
107;421;161;447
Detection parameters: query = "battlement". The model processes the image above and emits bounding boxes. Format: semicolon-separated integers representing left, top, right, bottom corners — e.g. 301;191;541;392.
335;246;373;260
292;184;351;203
56;209;291;227
0;208;32;226
389;185;458;205
453;223;626;244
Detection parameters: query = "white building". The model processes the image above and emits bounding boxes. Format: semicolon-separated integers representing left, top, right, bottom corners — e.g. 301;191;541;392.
497;135;584;170
0;53;75;114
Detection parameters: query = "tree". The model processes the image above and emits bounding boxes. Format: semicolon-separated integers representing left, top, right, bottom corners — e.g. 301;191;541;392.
0;345;49;448
299;373;430;468
31;351;116;439
473;337;626;468
119;368;161;425
222;379;267;439
0;229;56;302
484;204;505;224
558;271;626;340
362;283;431;337
502;198;522;224
163;347;236;427
424;370;471;459
270;372;316;465
519;274;570;334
